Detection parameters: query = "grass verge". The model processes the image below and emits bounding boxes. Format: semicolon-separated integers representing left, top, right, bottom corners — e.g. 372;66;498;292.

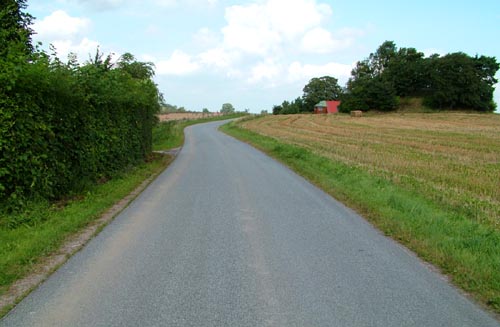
220;119;500;314
0;154;172;298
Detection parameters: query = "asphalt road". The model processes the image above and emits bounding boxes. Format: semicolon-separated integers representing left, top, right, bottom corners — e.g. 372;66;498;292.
1;120;498;327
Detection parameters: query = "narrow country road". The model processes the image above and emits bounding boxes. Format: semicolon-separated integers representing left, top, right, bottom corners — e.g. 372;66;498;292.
1;121;498;327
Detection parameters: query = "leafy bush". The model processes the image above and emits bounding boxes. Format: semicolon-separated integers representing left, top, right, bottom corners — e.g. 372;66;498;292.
0;3;161;211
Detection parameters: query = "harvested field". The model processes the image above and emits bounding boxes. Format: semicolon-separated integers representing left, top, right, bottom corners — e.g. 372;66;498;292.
158;112;222;122
238;113;500;230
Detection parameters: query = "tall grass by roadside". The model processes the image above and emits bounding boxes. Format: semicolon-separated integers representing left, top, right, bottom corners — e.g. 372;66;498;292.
220;116;500;314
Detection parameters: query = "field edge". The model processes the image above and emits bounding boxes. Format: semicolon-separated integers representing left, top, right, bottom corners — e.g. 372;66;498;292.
220;117;500;317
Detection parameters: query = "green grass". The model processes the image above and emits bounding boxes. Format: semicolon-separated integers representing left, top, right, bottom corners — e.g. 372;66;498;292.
220;119;500;314
0;154;172;297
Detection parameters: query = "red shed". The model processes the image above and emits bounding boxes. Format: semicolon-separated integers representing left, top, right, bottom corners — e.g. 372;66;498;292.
314;100;341;114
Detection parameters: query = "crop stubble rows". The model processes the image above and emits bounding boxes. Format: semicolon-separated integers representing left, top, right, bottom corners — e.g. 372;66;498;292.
239;113;500;230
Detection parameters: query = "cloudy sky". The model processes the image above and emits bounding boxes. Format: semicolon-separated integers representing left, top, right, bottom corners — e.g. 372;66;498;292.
28;0;500;112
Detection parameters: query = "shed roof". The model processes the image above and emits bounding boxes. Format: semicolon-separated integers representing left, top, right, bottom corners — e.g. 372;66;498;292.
315;100;327;107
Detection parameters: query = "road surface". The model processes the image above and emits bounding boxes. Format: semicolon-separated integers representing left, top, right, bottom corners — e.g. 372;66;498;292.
1;120;498;326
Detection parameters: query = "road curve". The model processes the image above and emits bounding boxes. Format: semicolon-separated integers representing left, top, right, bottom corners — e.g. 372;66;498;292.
1;120;498;327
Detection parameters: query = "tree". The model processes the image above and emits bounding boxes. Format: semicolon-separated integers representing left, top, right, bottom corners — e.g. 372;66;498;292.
271;97;304;115
368;40;397;76
341;76;398;112
343;41;404;112
424;53;498;111
202;108;210;114
302;76;342;112
86;47;114;72
0;0;33;57
280;98;302;114
220;103;235;114
272;104;282;115
384;47;426;97
117;53;155;80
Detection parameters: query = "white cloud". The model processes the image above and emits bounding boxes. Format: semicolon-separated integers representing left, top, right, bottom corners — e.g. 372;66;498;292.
222;4;280;55
147;0;362;88
222;0;332;55
167;0;362;87
248;59;283;84
51;37;101;61
265;0;331;39
301;28;352;53
32;10;101;61
33;10;90;40
287;61;353;83
198;47;238;69
156;50;200;75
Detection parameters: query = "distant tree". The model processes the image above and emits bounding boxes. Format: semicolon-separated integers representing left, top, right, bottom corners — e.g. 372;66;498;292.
367;40;398;76
271;97;305;115
273;41;499;114
279;99;297;114
384;47;427;97
272;104;282;115
423;53;499;111
341;76;398;112
343;41;402;112
117;53;155;80
302;76;342;112
260;110;268;115
161;103;178;113
202;108;210;114
293;97;306;112
220;103;235;114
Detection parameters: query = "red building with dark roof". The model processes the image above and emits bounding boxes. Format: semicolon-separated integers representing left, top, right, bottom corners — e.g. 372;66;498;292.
314;100;341;114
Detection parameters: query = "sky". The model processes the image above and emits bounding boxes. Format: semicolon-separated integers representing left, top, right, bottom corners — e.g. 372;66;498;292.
27;0;500;113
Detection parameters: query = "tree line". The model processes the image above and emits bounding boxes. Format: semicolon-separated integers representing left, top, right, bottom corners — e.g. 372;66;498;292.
0;1;161;209
273;41;499;114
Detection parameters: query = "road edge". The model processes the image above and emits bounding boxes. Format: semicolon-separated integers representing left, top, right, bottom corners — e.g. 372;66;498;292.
218;120;500;322
0;151;179;318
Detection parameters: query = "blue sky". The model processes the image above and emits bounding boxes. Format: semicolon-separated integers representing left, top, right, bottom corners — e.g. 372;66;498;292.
28;0;500;113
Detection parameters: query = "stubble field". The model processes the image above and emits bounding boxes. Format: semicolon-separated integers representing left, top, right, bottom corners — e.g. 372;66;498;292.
239;113;500;231
225;112;500;312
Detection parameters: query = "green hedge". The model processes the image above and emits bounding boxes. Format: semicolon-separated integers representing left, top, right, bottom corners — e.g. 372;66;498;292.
0;51;160;210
